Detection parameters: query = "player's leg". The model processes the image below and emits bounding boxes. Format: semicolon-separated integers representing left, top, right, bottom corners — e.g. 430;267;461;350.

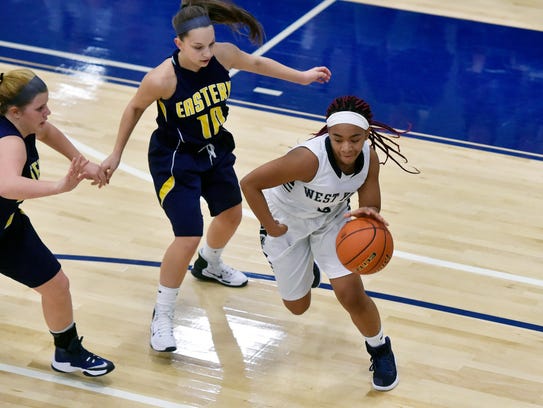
148;140;206;351
313;216;398;391
192;203;248;287
36;270;115;377
330;275;398;391
2;212;114;376
150;236;200;352
192;144;247;287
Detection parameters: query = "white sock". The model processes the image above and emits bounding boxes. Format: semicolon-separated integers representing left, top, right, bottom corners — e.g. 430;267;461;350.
154;284;179;315
365;328;386;348
201;242;223;264
49;322;75;335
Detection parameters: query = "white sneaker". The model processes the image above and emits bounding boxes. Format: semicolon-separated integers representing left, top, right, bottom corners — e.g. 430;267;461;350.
191;250;248;287
150;309;176;352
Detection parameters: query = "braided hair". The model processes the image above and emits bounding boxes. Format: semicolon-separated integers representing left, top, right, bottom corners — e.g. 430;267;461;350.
315;95;419;173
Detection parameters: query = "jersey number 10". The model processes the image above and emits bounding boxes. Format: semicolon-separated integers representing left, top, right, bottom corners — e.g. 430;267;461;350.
197;106;226;139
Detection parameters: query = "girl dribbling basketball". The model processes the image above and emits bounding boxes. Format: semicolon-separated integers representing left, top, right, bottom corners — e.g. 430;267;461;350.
240;95;418;391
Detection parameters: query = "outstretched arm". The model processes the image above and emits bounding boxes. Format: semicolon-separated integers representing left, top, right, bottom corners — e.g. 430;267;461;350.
36;122;106;187
215;42;331;85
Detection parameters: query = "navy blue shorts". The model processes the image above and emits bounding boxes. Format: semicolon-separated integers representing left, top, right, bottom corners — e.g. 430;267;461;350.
0;210;61;288
148;129;242;236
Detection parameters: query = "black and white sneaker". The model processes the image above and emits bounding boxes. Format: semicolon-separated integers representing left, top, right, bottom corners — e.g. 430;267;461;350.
191;249;248;287
51;336;115;377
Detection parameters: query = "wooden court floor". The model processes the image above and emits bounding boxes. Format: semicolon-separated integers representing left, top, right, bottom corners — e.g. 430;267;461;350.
1;1;543;407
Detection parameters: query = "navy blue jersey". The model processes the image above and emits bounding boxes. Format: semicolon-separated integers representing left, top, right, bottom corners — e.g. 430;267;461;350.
154;49;231;150
0;116;40;237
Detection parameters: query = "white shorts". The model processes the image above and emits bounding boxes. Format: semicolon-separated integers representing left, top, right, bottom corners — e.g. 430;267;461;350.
261;202;353;301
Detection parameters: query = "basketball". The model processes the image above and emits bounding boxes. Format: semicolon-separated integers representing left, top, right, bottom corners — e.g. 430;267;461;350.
335;217;394;275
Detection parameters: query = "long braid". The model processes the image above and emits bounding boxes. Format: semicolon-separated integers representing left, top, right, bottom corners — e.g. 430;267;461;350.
315;95;419;174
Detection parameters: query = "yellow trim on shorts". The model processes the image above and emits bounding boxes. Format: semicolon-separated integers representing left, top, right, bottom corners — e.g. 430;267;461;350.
159;176;175;206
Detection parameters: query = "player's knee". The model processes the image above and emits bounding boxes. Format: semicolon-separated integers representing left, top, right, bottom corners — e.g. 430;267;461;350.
217;204;242;227
229;205;243;225
51;270;70;294
338;290;371;314
36;269;70;297
283;298;310;315
48;269;70;297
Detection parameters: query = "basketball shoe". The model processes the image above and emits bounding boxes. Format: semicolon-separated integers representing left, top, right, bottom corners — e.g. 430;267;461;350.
365;336;399;391
51;336;115;377
150;308;177;352
191;249;248;287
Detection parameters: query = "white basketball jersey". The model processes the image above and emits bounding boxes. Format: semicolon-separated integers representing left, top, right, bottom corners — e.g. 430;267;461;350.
265;135;371;219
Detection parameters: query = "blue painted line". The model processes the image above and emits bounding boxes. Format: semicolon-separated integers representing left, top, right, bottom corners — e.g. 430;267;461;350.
57;253;161;268
56;254;542;333
366;290;543;333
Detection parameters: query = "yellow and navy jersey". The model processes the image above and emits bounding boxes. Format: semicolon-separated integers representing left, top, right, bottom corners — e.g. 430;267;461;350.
0;116;40;235
154;49;232;149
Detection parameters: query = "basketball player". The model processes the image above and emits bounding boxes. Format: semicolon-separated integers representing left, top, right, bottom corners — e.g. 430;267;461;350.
0;68;114;376
100;0;331;353
240;95;418;391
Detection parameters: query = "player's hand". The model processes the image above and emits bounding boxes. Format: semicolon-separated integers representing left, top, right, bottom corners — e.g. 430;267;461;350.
81;160;107;188
300;66;331;85
56;155;88;193
265;220;288;237
101;153;121;184
345;207;389;226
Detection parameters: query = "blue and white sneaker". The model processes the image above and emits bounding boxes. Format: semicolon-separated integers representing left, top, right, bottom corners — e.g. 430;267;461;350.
365;336;399;391
51;336;115;377
191;250;248;287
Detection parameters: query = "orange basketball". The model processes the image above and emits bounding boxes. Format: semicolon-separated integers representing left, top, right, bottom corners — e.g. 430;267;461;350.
335;217;394;275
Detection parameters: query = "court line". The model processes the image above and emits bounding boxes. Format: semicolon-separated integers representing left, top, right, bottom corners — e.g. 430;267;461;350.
0;363;194;408
228;0;337;76
394;250;543;288
367;291;543;333
53;254;543;333
0;40;150;72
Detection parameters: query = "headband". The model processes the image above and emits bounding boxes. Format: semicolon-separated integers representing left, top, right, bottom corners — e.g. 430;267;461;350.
175;15;212;36
8;75;47;107
326;111;369;130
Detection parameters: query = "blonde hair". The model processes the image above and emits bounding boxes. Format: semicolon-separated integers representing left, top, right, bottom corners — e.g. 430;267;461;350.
0;69;47;115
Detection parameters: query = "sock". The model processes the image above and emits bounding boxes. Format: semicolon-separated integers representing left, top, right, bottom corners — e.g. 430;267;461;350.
201;242;223;264
365;328;386;348
50;322;78;349
154;284;179;315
